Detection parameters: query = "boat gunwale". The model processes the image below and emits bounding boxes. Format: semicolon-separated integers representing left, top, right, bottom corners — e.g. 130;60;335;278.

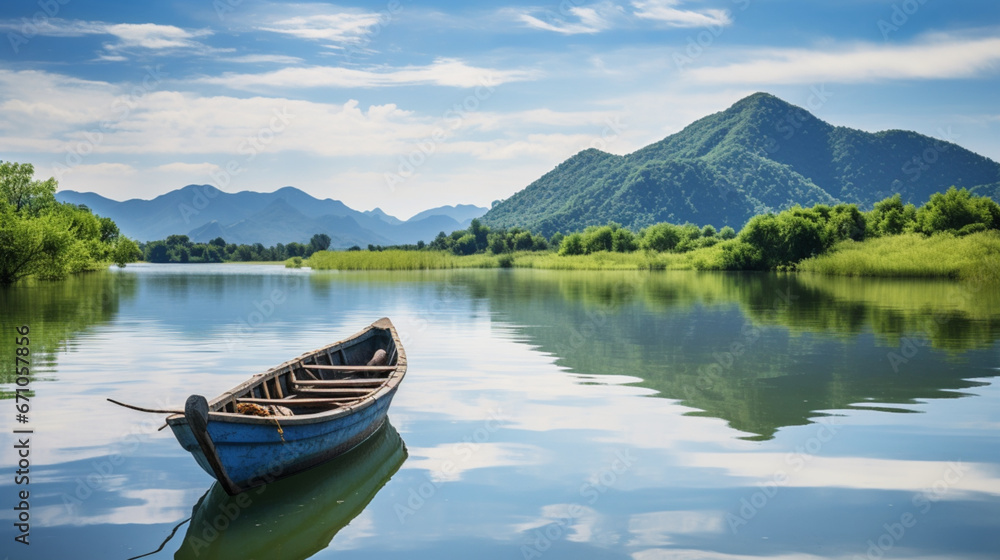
166;317;406;428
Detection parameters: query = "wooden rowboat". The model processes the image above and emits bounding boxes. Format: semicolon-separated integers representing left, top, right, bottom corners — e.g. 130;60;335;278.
165;318;406;495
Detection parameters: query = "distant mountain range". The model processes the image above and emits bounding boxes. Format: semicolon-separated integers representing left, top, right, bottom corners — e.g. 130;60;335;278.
55;186;487;247
482;92;1000;235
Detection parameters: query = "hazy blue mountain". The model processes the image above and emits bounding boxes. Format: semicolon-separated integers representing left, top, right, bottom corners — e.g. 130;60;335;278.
363;208;403;225
56;186;487;247
482;92;1000;235
408;204;490;226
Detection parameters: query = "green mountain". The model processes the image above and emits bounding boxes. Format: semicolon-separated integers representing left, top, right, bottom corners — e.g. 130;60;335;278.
482;92;1000;235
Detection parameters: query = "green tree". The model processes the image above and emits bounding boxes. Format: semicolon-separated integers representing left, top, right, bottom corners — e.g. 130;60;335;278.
737;212;824;268
111;238;142;267
559;233;585;256
469;219;489;251
826;204;866;244
310;233;332;253
0;161;57;213
611;228;638;252
146;241;169;263
452;233;477;255
203;245;224;263
640;223;680;252
914;187;1000;235
583;224;615;253
719;226;736;240
166;234;191;247
513;231;534;251
0;162;137;284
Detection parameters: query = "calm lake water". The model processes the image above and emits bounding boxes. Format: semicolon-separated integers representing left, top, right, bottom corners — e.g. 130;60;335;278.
2;264;999;559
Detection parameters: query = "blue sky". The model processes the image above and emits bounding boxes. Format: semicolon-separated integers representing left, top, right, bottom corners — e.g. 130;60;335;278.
1;0;999;218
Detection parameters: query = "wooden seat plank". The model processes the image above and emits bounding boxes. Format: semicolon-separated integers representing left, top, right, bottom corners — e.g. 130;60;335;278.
301;365;395;372
237;397;357;407
293;378;387;388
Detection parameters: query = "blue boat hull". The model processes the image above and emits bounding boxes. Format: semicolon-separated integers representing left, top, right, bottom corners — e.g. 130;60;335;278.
170;386;398;490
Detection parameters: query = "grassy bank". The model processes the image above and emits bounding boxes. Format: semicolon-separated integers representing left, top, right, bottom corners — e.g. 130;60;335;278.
302;245;730;272
798;231;1000;281
511;244;727;270
301;231;1000;282
304;250;498;270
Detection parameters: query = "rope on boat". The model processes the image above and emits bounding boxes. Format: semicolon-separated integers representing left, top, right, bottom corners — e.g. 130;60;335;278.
235;403;287;443
107;398;184;415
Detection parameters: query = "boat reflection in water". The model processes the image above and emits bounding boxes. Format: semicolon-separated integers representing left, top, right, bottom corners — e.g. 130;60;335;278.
174;421;406;560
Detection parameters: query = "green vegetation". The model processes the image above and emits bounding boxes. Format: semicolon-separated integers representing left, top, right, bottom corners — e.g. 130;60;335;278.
799;231;1000;280
305;250;498;270
142;233;332;263
481;92;1000;236
0;161;140;285
303;188;1000;281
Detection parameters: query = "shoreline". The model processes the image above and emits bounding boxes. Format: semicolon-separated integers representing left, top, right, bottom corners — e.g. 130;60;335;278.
290;231;999;282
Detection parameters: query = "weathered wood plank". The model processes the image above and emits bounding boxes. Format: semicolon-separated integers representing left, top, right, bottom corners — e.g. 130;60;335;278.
293;387;374;396
293;378;387;387
237;397;356;406
302;364;396;372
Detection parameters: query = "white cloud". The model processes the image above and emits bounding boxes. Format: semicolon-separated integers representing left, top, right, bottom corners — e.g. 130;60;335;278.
225;54;304;65
260;12;384;44
631;0;732;28
515;3;623;35
200;58;539;89
104;23;212;50
153;162;222;175
0;18;215;58
687;36;1000;84
56;162;137;177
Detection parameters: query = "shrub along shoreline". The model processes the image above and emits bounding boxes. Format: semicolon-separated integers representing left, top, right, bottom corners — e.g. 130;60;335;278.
1;161;141;285
297;187;1000;282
